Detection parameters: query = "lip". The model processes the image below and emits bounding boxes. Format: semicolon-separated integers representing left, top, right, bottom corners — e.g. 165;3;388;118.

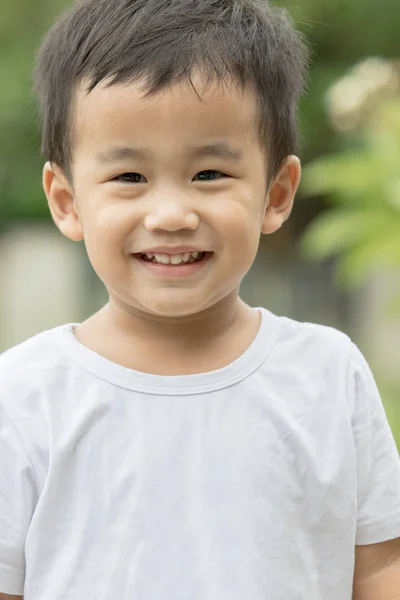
135;246;208;256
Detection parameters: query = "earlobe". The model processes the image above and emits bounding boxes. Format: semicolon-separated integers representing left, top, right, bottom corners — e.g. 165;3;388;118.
42;162;83;242
261;155;301;235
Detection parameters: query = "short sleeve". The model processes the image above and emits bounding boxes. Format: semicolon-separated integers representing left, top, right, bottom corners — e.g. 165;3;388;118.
347;343;400;545
0;404;38;595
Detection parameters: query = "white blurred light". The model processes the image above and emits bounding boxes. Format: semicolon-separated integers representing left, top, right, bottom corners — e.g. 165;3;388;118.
325;57;399;131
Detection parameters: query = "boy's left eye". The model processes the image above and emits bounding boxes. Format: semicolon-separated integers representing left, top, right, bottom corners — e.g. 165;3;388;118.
193;170;227;181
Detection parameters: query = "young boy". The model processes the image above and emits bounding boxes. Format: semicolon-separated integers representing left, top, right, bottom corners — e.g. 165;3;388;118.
1;0;400;598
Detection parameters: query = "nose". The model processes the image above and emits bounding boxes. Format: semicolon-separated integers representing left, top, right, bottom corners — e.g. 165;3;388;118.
144;198;200;232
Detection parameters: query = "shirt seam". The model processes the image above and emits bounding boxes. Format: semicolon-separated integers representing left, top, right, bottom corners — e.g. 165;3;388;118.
61;310;279;395
357;507;400;532
344;338;355;402
64;335;278;395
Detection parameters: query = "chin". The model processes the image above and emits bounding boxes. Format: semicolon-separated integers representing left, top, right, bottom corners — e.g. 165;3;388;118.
144;303;205;319
137;294;213;319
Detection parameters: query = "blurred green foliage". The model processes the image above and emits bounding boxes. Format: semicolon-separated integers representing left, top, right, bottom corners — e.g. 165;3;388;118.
0;0;69;223
301;98;400;293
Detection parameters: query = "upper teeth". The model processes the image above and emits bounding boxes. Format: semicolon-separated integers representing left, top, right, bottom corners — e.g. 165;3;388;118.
144;252;200;265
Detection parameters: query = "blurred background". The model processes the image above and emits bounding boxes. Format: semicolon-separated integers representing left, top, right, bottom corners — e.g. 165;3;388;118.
1;0;399;444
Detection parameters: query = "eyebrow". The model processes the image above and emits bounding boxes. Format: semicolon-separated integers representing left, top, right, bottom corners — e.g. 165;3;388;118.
95;142;243;164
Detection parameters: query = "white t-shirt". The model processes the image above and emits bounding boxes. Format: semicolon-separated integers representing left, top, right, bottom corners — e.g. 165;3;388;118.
1;307;400;600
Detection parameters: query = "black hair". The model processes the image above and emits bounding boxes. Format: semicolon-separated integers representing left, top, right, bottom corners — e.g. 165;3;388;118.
34;0;311;184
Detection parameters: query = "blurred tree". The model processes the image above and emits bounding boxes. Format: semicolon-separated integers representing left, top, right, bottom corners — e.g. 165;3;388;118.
0;0;70;226
300;58;400;308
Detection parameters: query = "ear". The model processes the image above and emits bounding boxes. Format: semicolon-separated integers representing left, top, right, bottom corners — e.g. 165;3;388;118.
261;155;301;235
42;162;84;242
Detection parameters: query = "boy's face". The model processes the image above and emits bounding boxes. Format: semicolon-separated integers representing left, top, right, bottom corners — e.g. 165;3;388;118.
44;74;300;318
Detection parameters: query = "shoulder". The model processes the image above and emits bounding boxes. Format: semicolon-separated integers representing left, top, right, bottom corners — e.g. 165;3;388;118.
265;309;353;365
0;325;64;373
0;325;78;482
0;324;75;411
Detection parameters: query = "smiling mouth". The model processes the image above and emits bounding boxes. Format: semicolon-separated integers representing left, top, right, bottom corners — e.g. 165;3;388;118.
135;251;211;266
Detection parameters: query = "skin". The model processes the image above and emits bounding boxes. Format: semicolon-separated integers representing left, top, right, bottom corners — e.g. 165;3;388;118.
353;538;400;599
43;74;301;374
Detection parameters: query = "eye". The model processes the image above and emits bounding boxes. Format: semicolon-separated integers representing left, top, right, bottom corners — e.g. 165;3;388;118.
113;173;147;184
193;170;227;182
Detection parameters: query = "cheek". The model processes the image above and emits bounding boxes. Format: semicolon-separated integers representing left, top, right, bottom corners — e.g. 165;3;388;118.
78;210;132;280
78;193;136;245
211;196;264;253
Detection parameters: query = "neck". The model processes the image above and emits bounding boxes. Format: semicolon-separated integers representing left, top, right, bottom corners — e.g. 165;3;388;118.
102;292;252;348
74;292;260;374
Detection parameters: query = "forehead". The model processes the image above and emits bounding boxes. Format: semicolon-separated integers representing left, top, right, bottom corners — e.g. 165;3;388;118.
72;74;260;155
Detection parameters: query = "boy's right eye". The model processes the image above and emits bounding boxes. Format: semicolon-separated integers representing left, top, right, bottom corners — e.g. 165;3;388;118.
113;173;147;184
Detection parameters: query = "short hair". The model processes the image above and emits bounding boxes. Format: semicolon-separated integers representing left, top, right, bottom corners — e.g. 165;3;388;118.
33;0;311;184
